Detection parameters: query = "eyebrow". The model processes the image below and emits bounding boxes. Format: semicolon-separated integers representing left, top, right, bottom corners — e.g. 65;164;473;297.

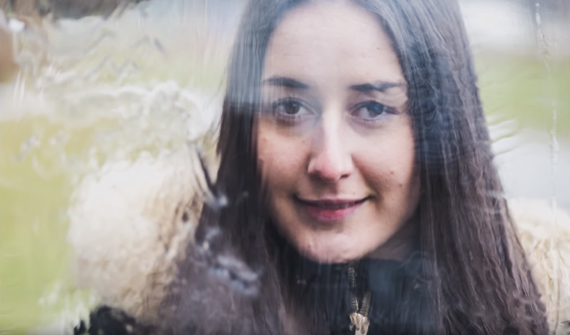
262;76;310;89
349;81;405;93
262;76;405;93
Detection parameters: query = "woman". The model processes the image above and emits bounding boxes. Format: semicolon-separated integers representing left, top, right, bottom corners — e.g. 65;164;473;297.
76;0;554;334
182;0;551;334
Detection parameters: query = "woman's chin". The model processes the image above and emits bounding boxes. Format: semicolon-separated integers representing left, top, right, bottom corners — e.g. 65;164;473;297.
295;239;367;264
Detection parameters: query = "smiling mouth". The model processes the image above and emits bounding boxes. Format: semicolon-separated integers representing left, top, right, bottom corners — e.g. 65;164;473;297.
297;198;368;209
295;197;369;221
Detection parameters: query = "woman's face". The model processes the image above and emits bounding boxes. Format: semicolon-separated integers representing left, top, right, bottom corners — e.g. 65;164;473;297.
257;0;420;263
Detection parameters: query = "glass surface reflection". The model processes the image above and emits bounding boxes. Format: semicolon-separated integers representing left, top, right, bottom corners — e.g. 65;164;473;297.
0;0;568;334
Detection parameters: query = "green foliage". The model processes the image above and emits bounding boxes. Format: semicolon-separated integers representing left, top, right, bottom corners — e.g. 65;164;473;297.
0;53;568;333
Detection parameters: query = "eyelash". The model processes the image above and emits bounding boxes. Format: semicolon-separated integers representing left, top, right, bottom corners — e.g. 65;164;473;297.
268;98;395;125
351;100;395;124
271;97;310;123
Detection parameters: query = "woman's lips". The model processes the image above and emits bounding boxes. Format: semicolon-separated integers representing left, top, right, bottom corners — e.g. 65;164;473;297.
296;197;368;222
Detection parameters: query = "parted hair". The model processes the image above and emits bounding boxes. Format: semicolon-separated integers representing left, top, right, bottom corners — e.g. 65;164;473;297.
199;0;549;334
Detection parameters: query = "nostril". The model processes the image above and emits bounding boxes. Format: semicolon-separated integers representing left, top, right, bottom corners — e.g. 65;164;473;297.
307;150;352;182
307;122;354;182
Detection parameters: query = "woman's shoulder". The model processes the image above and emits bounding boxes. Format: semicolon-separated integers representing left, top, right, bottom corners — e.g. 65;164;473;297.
509;198;570;335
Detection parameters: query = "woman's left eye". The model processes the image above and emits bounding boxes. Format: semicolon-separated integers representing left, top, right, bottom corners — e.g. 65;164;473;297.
353;101;388;121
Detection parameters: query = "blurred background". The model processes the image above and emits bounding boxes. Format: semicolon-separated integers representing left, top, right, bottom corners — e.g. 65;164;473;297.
0;0;568;333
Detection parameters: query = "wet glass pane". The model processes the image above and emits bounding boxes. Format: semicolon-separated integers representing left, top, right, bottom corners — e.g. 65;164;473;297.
0;0;568;334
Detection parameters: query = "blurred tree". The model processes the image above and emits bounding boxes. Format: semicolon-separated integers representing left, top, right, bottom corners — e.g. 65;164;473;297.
0;0;148;18
527;0;569;19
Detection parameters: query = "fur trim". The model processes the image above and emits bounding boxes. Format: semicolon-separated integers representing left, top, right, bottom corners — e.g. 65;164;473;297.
510;198;570;335
67;148;205;323
68;157;570;333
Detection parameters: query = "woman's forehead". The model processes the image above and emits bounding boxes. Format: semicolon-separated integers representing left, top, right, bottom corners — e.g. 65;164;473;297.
262;0;405;89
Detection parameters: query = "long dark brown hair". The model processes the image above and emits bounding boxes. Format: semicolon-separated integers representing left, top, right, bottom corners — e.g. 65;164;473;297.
174;0;549;334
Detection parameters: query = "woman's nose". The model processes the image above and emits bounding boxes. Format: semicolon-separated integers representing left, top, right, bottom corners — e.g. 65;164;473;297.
307;118;353;183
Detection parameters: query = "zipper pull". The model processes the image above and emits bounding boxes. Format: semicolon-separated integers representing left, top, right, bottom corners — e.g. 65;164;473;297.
349;311;370;335
348;263;370;335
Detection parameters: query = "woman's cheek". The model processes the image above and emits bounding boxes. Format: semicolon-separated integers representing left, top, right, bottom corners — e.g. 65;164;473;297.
257;128;303;192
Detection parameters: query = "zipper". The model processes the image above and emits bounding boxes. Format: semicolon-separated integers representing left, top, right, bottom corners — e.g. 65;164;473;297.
348;263;371;335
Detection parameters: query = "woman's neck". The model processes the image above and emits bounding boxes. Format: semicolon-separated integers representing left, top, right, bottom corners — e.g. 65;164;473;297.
365;216;418;261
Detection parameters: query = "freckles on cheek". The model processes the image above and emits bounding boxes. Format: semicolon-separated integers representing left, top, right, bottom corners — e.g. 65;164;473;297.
358;146;416;197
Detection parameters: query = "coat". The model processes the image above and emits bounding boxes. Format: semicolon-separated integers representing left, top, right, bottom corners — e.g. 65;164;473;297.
67;147;570;334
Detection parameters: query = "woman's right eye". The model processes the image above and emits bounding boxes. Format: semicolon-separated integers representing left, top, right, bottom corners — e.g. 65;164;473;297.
271;98;310;122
